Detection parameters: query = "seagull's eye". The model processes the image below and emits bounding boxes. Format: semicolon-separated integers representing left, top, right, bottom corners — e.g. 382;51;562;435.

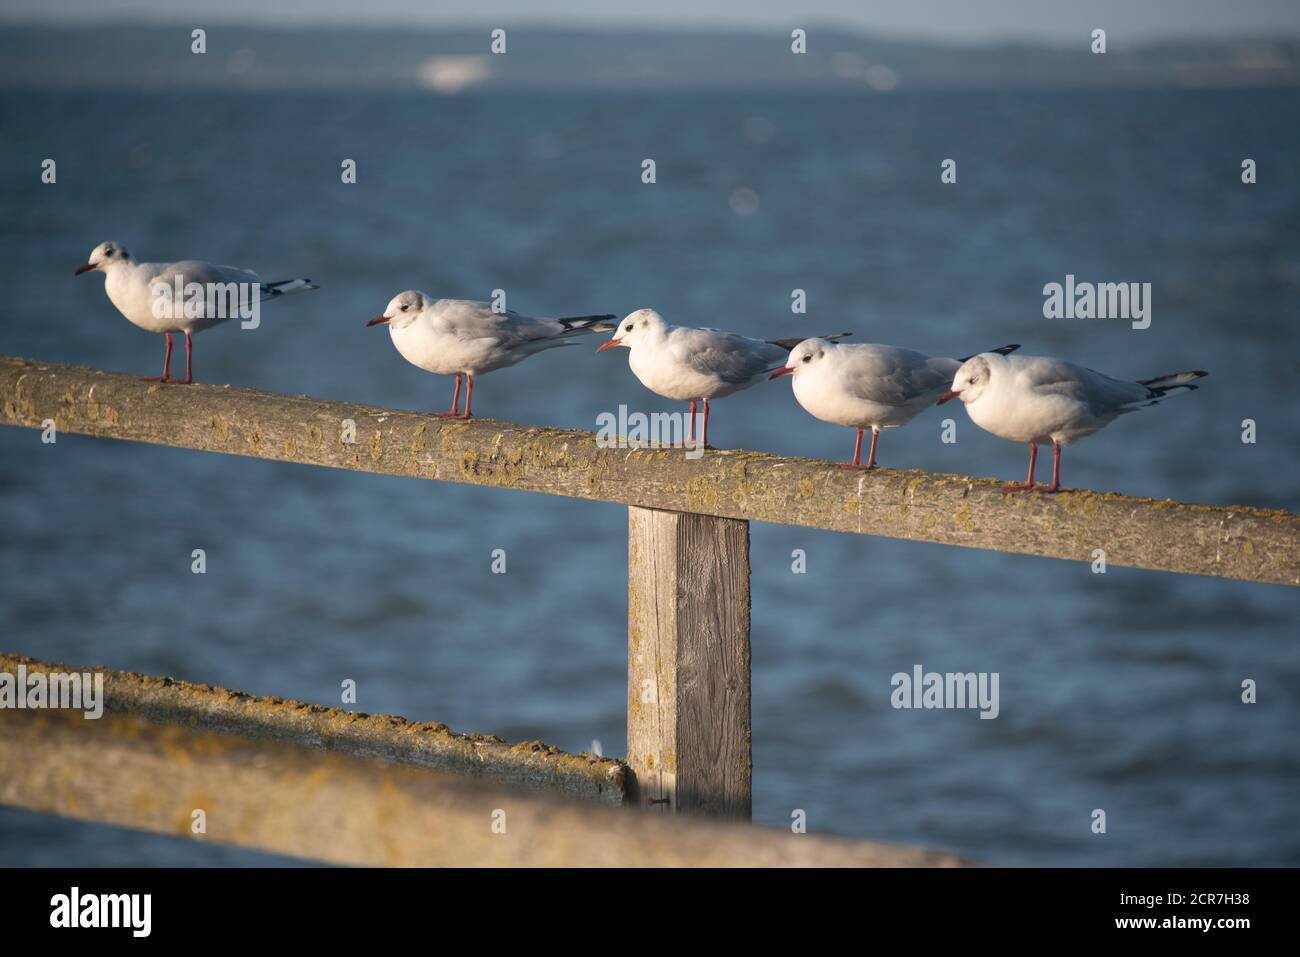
400;304;409;311
801;354;810;363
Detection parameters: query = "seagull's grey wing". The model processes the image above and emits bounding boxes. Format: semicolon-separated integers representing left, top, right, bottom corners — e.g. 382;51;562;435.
429;300;566;349
147;260;260;288
678;329;787;384
1019;358;1150;414
841;346;959;405
137;260;263;319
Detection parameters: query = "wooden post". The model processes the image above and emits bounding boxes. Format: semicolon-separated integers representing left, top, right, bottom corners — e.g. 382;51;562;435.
627;506;752;819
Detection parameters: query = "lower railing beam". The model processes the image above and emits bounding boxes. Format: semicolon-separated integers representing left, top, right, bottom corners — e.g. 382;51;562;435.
0;707;963;866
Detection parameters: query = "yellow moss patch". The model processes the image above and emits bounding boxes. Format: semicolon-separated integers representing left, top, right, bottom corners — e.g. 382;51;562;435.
953;504;973;531
685;476;719;511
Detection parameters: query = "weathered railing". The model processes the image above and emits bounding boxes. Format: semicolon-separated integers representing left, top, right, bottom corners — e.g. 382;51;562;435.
3;358;1292;585
1;356;1296;862
0;655;957;866
0;652;625;803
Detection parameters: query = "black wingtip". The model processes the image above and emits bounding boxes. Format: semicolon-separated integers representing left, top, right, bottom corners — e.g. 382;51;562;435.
558;313;617;328
764;332;854;350
1139;369;1209;397
956;344;1020;363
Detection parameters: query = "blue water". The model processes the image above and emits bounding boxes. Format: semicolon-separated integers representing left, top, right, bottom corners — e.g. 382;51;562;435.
1;87;1297;866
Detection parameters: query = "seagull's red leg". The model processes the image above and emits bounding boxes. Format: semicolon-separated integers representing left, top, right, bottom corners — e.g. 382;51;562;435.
457;374;474;419
864;427;879;469
835;427;870;469
701;398;710;449
432;375;462;417
1035;441;1062;493
141;333;173;382
685;400;697;447
175;332;194;384
1004;442;1038;492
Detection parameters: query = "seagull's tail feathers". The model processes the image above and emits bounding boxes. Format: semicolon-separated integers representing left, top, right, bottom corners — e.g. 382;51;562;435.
958;343;1020;362
258;278;320;303
1116;370;1208;414
557;314;618;334
1139;370;1208;396
764;331;853;350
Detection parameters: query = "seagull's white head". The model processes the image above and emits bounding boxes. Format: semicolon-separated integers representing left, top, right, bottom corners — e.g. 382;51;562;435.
939;355;994;406
367;290;427;329
597;308;666;353
74;241;133;276
769;338;831;380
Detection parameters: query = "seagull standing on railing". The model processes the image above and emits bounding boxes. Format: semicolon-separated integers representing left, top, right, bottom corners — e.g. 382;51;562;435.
937;353;1207;492
74;240;318;384
770;338;1020;469
367;291;615;418
596;308;851;449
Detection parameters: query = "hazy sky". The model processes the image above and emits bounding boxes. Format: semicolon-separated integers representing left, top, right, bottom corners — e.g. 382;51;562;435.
7;0;1300;44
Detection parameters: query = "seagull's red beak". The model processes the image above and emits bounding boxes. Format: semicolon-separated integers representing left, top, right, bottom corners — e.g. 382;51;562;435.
768;367;794;380
936;389;961;406
74;263;95;276
366;315;389;327
596;337;622;353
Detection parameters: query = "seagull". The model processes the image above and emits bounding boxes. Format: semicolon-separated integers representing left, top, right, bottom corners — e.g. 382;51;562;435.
74;240;318;384
937;353;1208;492
596;308;850;448
771;339;1020;469
366;291;615;418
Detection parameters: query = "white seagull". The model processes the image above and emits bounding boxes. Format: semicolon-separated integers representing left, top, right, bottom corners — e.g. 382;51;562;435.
75;240;318;384
771;338;1020;469
937;352;1208;492
366;291;614;418
596;308;850;448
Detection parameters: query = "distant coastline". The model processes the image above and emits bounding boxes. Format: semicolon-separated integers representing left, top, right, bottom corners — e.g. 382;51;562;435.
1;22;1297;92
